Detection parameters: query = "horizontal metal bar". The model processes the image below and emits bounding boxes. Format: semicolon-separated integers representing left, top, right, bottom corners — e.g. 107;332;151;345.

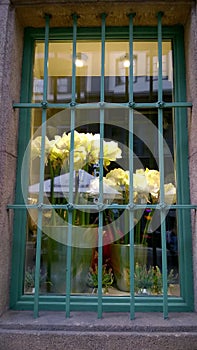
13;102;71;109
7;204;37;209
7;203;197;210
162;102;192;108
13;102;128;109
18;293;186;304
76;102;128;109
13;103;43;108
132;102;192;109
13;101;192;110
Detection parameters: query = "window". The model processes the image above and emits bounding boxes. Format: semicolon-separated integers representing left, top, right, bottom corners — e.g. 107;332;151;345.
10;13;194;319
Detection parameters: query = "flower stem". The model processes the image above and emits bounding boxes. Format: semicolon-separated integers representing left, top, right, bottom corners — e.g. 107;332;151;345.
141;209;155;245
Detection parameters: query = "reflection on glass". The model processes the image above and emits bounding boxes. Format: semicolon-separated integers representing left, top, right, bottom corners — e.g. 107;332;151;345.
32;42;44;102
26;40;178;297
75;41;101;103
32;40;173;104
32;41;102;103
105;41;173;103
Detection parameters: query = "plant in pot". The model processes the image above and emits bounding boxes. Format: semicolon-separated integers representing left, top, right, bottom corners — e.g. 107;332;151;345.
134;263;177;295
24;267;52;294
86;254;114;294
134;263;162;295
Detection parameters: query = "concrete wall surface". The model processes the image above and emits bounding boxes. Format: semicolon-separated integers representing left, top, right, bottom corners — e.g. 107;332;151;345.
1;311;197;350
0;1;23;316
1;330;197;350
185;1;197;311
11;0;194;27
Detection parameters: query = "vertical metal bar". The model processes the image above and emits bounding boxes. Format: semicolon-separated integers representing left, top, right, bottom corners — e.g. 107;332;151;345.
158;12;163;105
97;13;106;319
71;14;77;104
128;13;135;320
157;11;168;319
97;209;103;318
161;208;168;319
100;13;106;104
65;13;78;318
128;14;135;103
65;114;75;318
99;109;104;212
33;14;50;318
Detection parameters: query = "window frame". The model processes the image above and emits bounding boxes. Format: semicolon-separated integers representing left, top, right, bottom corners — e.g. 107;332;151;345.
10;22;194;315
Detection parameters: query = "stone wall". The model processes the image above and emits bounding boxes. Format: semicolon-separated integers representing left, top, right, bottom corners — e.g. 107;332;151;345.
0;1;23;316
185;1;197;311
11;0;194;27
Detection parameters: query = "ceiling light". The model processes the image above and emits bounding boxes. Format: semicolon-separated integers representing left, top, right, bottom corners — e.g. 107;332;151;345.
120;54;131;68
122;54;130;68
75;53;88;67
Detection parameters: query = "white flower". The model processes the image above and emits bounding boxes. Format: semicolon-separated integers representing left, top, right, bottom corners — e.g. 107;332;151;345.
103;141;122;168
106;168;128;187
164;183;176;204
31;136;52;164
88;177;120;196
133;173;149;194
145;168;160;197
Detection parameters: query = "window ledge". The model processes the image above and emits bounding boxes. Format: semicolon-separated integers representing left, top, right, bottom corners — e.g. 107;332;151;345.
0;310;197;333
1;311;197;349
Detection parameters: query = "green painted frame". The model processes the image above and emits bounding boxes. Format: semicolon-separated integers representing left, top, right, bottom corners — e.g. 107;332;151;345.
9;21;194;315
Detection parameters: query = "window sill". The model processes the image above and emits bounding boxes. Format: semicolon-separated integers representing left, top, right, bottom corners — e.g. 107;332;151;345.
1;311;197;349
0;310;197;332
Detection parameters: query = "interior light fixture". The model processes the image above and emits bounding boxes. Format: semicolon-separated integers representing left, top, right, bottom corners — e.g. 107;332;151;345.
119;53;131;68
122;54;130;68
75;53;88;67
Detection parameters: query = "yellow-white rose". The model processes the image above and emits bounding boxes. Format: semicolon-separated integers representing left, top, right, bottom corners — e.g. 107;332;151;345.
55;133;69;150
144;168;160;196
164;183;176;204
103;141;122;168
31;136;53;165
136;168;160;199
88;134;100;165
88;177;120;196
106;168;128;187
73;146;88;170
133;173;149;193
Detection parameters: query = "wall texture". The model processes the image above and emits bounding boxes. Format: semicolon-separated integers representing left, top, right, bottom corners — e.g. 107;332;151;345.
0;1;23;316
11;0;194;27
185;1;197;311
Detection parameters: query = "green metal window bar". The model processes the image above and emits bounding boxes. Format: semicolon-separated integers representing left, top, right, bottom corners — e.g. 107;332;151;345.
9;12;197;320
33;14;50;318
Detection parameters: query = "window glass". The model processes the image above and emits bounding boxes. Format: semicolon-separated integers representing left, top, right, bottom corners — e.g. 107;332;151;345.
24;38;179;297
104;41;173;103
32;41;101;103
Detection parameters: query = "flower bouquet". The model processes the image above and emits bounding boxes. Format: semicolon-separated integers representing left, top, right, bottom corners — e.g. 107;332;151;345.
30;130;122;292
105;167;176;292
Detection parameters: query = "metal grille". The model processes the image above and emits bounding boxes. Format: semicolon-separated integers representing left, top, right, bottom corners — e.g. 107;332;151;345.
9;12;196;320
